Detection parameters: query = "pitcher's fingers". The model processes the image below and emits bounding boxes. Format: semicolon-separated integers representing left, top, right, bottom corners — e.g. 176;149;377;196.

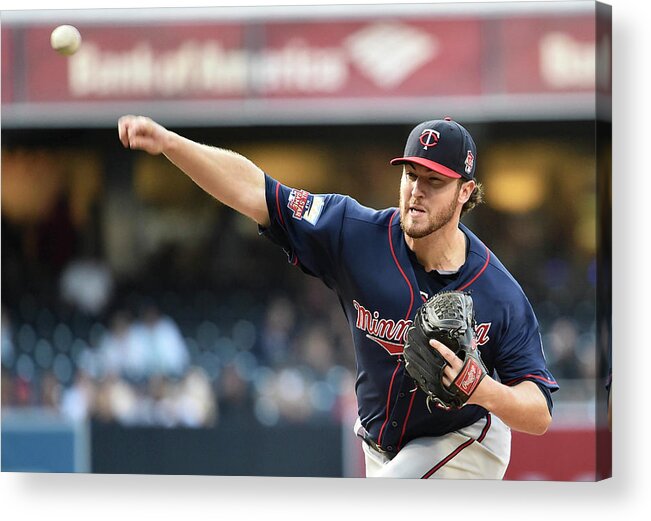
118;116;134;148
441;364;456;387
429;339;455;364
127;119;148;149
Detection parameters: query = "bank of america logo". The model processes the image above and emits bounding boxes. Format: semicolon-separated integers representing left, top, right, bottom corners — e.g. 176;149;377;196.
345;22;438;89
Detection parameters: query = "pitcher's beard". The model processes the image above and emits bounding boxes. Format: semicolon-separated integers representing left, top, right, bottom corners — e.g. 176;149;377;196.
400;197;458;239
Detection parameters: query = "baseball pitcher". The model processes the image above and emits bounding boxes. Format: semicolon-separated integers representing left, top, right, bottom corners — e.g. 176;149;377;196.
117;115;558;479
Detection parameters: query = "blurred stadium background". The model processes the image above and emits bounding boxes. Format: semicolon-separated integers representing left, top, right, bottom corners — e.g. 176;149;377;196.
1;2;611;479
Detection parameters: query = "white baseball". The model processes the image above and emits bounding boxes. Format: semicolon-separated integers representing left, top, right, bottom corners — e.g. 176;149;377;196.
50;25;82;56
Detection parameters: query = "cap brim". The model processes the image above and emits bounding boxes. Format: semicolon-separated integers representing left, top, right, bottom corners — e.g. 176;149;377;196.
390;157;462;178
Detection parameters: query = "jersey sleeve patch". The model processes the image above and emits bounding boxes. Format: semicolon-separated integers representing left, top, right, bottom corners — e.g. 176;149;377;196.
287;189;325;226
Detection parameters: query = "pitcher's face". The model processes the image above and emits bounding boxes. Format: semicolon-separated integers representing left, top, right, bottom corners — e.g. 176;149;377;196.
399;163;464;239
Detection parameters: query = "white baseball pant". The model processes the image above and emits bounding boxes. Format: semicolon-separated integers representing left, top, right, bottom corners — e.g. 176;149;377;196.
355;413;511;479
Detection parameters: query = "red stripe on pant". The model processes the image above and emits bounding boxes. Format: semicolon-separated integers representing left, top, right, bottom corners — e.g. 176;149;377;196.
421;414;492;479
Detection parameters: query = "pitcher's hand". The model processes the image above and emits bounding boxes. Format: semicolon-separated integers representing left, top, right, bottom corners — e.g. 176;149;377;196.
118;115;171;155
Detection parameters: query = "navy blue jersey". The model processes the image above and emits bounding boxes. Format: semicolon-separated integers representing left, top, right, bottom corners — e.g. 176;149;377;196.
259;175;558;453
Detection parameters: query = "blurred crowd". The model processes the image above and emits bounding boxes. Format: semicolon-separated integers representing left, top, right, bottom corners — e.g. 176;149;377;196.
1;255;357;428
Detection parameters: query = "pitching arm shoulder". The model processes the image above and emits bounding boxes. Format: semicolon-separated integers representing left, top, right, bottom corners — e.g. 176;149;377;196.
118;115;269;226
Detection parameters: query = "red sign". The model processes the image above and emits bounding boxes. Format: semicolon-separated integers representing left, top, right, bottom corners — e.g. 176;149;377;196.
1;11;604;124
501;15;597;94
260;19;482;98
505;428;612;481
24;23;246;102
1;26;14;103
18;19;482;103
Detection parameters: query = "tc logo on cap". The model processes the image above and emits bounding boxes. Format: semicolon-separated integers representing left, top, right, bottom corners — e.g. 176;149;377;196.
419;129;440;150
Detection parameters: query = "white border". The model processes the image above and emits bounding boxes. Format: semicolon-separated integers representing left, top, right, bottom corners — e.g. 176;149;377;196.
1;0;649;520
1;0;594;24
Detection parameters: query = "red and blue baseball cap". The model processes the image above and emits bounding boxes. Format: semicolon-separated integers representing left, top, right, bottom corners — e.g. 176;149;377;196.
390;117;477;180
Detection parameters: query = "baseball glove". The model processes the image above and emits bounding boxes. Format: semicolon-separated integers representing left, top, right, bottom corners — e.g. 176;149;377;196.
403;291;488;411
